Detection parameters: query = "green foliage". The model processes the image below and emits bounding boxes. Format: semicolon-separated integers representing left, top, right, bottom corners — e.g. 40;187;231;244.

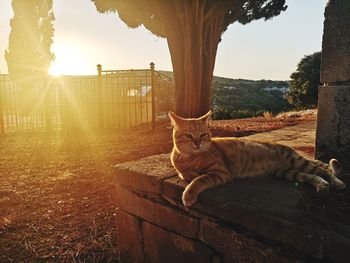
91;0;287;38
5;0;55;75
211;77;290;120
287;52;321;109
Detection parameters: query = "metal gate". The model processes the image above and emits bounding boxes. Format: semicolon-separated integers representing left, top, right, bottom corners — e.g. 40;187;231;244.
0;63;174;133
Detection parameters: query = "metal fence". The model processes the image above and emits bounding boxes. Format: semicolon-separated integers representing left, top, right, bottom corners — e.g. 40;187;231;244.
0;63;174;133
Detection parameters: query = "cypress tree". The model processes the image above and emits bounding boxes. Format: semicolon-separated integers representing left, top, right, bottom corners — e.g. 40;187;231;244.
5;0;55;75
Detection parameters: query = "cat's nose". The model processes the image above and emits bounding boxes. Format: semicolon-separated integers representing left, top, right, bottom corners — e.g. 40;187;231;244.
194;140;201;148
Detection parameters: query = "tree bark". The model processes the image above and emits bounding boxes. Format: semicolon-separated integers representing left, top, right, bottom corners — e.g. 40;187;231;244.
161;1;224;118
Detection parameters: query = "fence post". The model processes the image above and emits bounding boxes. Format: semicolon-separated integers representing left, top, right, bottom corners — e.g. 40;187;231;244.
0;76;4;134
97;64;103;129
150;62;156;131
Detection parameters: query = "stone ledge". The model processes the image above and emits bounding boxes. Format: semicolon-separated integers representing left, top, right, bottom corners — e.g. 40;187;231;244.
115;154;350;263
115;153;177;194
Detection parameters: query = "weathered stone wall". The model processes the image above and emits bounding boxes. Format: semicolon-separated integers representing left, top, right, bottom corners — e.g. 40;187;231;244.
320;0;350;83
316;86;350;164
114;154;350;263
316;0;350;167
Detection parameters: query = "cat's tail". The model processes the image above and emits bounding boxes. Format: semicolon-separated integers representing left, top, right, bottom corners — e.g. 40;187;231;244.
329;158;343;178
310;158;343;178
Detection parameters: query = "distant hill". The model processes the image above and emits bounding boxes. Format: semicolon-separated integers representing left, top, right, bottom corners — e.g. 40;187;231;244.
211;76;290;119
159;71;291;119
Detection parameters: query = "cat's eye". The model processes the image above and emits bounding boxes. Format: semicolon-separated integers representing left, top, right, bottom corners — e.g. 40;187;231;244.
200;133;208;138
184;134;193;139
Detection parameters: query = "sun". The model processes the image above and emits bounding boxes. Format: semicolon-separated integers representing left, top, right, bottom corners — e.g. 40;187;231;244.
48;63;62;76
48;41;95;76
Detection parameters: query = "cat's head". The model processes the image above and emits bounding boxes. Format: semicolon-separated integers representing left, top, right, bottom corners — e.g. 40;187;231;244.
169;111;212;154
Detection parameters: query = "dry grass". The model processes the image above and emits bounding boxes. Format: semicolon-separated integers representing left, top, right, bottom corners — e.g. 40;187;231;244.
0;125;172;262
209;114;314;138
275;108;317;121
262;111;273;119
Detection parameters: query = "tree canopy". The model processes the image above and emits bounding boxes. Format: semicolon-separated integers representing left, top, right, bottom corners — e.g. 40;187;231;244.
5;0;55;75
287;52;321;109
92;0;287;117
91;0;287;37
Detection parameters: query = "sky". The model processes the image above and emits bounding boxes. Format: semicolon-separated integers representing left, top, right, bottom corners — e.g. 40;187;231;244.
0;0;326;80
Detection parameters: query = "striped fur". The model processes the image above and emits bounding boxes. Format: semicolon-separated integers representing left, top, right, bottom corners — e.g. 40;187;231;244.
169;111;346;207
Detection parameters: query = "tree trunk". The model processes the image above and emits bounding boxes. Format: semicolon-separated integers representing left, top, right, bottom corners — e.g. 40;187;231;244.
162;2;224;118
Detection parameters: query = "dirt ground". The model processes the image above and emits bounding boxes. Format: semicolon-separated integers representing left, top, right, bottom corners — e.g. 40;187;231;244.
0;116;315;262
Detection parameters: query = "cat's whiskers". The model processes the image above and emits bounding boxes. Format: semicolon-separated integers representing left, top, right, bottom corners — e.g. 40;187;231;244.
204;147;216;159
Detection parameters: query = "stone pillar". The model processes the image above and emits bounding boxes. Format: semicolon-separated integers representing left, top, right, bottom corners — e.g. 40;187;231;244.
316;0;350;168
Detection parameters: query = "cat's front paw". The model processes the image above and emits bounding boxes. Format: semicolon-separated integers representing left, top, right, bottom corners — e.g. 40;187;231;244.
316;181;329;192
182;188;198;207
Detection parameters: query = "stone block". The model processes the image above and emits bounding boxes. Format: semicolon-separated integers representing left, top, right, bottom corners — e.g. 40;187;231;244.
116;185;199;238
199;219;304;263
143;221;216;263
115;153;177;194
116;210;144;263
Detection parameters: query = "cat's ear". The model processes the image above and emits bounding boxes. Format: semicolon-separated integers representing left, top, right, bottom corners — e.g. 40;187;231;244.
198;110;212;123
168;111;185;126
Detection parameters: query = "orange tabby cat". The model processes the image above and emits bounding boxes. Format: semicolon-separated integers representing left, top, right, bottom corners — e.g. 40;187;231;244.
169;111;346;207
